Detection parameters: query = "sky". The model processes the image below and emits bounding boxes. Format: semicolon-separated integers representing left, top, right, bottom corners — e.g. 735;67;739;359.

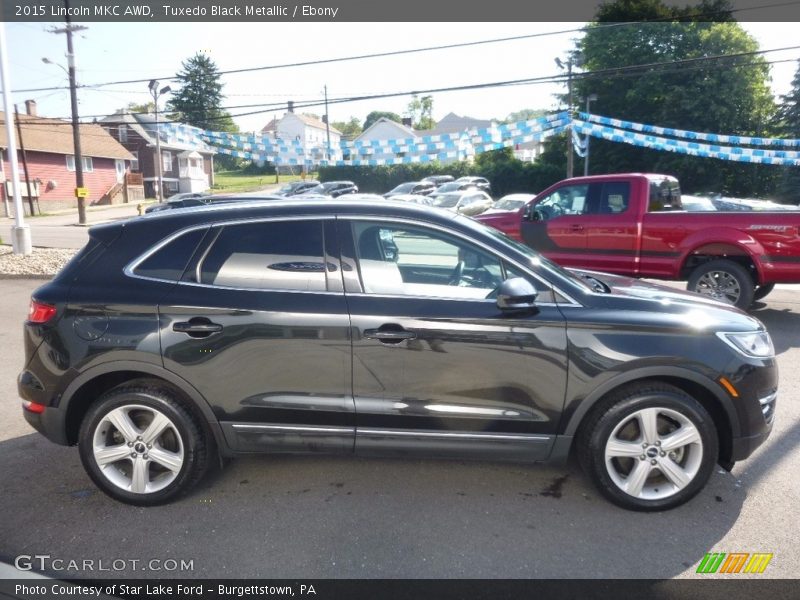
3;21;799;134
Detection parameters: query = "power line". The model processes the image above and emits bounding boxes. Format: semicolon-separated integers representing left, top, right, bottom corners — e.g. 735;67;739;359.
11;43;798;125
10;1;800;95
4;53;798;140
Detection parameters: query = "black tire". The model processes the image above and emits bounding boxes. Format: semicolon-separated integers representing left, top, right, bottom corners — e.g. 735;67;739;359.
577;381;718;511
687;259;754;310
753;283;776;302
78;380;210;506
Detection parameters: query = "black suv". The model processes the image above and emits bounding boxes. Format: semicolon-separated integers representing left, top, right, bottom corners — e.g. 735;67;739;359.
19;199;776;509
276;180;320;197
301;181;359;197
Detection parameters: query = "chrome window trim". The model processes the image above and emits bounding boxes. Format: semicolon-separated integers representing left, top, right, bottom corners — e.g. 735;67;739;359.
124;215;337;293
357;428;550;442
124;211;581;306
341;214;582;307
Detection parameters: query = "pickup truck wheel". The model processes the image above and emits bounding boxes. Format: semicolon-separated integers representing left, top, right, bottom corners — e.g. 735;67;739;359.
78;382;210;506
753;283;775;302
687;259;754;309
577;382;718;511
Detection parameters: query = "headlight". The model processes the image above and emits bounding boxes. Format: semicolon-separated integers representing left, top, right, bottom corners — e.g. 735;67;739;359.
717;331;775;358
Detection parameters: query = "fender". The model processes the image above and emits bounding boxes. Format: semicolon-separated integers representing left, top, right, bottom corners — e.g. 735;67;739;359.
560;365;742;439
61;360;231;455
678;227;766;283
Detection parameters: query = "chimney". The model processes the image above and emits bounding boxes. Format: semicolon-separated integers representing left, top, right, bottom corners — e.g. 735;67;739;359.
401;117;413;127
25;99;37;117
287;101;294;113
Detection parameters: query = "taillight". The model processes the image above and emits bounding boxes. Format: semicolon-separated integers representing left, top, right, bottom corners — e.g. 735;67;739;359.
22;400;46;414
28;300;57;324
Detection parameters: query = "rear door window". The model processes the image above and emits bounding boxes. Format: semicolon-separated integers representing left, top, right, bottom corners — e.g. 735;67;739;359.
198;220;329;291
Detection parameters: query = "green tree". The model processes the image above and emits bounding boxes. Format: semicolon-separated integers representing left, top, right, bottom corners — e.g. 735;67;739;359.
331;116;362;136
116;101;154;114
504;108;548;123
167;53;240;169
363;111;402;130
774;61;800;203
407;94;434;130
573;0;776;195
167;53;238;133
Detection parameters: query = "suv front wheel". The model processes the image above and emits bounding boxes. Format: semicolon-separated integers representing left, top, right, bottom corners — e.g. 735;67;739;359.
578;382;718;511
78;381;210;505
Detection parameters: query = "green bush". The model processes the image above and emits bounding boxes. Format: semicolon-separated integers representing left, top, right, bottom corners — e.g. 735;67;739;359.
318;149;564;197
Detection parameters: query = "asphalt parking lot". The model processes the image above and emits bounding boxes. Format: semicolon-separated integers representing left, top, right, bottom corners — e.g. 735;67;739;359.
0;277;798;579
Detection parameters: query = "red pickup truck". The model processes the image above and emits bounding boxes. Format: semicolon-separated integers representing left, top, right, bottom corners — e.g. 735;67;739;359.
476;173;800;309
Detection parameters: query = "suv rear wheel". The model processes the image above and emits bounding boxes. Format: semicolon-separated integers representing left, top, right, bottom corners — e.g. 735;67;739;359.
78;381;209;505
578;382;718;511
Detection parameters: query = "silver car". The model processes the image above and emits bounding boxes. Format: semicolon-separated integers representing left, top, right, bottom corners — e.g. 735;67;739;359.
431;190;494;216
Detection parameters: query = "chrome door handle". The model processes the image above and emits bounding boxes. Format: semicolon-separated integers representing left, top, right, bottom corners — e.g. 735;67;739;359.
363;328;417;342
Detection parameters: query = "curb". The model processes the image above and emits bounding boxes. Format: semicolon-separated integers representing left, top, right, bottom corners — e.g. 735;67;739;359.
0;273;54;280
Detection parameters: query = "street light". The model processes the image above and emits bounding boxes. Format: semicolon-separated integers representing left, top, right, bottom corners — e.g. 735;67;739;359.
584;93;598;176
148;79;171;202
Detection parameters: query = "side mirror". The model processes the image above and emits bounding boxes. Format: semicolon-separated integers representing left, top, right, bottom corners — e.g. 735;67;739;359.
496;277;538;313
523;203;535;221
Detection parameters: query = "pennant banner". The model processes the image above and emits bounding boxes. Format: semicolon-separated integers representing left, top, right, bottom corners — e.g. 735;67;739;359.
157;111;800;168
579;112;800;148
573;120;800;166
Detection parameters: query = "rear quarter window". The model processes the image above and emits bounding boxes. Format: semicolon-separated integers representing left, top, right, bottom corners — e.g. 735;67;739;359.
132;228;208;281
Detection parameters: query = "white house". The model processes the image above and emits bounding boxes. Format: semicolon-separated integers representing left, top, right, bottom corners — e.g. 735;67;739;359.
351;118;419;162
261;112;341;164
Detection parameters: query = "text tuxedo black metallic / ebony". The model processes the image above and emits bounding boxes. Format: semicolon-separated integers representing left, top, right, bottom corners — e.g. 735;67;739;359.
18;198;777;509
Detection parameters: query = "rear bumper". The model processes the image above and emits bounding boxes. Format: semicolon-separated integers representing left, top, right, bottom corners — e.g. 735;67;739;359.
21;403;70;446
19;369;70;445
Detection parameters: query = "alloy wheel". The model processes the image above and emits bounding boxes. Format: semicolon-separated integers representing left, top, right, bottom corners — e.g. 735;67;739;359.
604;407;704;501
92;404;185;494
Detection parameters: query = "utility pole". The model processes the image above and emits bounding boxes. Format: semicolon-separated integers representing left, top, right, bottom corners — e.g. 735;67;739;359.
0;23;32;253
566;59;574;179
323;84;331;162
49;4;88;225
14;105;36;216
584;93;598;177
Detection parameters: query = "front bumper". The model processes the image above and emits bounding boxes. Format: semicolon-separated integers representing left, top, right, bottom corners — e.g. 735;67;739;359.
730;429;772;462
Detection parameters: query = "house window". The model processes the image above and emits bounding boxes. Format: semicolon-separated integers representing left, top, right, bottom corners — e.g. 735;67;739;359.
162;151;173;172
118;125;128;143
166;181;179;192
130;151;139;171
66;156;93;172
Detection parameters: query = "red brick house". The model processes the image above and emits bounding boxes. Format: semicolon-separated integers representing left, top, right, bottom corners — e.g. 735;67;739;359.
100;112;215;199
0;101;135;214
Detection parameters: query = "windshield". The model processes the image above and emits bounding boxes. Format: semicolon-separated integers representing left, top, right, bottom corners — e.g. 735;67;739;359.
279;183;300;193
432;194;461;208
390;183;415;193
436;182;461;193
493;198;526;211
